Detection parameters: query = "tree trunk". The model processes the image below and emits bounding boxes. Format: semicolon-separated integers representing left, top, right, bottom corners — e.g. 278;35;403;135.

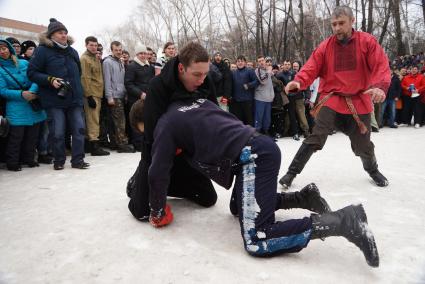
392;0;405;55
366;0;373;33
256;0;261;56
379;0;392;45
423;0;425;28
282;0;292;60
298;0;305;61
361;0;367;31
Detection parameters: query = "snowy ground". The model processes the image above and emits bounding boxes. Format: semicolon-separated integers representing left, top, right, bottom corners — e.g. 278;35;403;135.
1;127;425;284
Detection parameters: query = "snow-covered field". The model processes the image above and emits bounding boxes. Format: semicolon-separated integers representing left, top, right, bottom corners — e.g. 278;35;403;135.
1;127;425;284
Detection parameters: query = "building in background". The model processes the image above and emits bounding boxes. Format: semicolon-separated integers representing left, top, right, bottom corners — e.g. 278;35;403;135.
0;17;46;43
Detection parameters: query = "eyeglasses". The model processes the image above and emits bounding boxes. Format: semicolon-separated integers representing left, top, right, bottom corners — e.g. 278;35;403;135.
12;44;20;48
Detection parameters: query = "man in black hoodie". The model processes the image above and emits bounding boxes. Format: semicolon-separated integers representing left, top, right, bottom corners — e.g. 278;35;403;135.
127;42;219;220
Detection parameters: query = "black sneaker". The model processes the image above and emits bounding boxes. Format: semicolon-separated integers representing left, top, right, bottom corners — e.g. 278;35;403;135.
71;162;90;169
54;163;64;170
38;154;53;164
117;144;135;153
26;161;40;168
7;163;22;171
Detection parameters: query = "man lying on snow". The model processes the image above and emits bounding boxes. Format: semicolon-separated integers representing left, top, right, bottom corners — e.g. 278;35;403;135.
127;42;379;267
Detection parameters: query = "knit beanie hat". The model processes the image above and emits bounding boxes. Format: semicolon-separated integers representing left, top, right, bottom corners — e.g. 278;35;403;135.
6;37;20;45
21;40;37;54
135;44;147;54
47;18;68;38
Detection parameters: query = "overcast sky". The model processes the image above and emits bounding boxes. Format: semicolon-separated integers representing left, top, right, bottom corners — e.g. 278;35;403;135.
0;0;139;53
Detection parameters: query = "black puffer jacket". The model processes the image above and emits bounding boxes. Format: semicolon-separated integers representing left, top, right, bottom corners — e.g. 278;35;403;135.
386;73;401;100
210;60;232;99
124;60;154;104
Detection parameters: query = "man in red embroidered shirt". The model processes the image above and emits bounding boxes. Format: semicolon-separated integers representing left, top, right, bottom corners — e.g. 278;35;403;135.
279;6;391;188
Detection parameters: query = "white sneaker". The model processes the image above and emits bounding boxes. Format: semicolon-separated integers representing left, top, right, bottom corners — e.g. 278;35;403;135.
414;124;420;129
398;123;407;127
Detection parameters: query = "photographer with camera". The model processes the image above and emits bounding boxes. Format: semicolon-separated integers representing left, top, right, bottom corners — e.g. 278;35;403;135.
0;39;46;171
28;18;89;170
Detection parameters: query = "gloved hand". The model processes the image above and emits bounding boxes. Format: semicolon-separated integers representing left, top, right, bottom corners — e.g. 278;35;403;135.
149;204;174;228
87;96;97;109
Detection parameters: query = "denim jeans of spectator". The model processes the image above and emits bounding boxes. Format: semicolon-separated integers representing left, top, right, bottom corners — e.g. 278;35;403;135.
254;100;271;133
47;106;85;166
380;99;396;127
37;120;50;155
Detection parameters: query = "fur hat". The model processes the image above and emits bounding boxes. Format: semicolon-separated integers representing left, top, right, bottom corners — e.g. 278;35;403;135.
47;18;68;38
21;40;37;54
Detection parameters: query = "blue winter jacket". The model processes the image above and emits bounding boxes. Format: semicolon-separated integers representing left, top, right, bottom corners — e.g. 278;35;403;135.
27;33;83;109
0;40;46;126
232;67;259;102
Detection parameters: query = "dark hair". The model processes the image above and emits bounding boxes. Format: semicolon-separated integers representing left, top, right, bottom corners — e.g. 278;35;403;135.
163;41;174;52
129;99;145;132
110;41;121;50
122;50;129;55
147;47;153;52
257;55;265;60
293;60;302;67
85;36;98;45
237;55;246;62
97;43;103;52
178;41;209;67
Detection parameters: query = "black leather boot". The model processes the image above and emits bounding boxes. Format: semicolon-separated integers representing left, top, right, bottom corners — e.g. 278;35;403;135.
91;141;110;156
310;204;379;267
279;183;331;214
360;156;389;187
279;143;315;188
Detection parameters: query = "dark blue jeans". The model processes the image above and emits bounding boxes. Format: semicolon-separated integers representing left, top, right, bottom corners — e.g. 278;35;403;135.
380;99;396;127
254;100;272;132
47;106;85;166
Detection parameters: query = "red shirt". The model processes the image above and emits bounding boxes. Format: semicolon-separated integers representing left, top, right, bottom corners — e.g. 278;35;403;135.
295;30;391;114
401;73;425;97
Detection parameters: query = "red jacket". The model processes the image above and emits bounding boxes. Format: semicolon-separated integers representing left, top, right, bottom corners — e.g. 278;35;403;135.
401;73;425;99
294;30;391;114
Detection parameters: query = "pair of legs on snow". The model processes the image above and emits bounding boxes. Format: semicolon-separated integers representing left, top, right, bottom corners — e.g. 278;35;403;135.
128;133;379;267
280;107;388;188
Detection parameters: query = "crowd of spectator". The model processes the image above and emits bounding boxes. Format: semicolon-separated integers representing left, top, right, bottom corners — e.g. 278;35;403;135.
0;18;424;172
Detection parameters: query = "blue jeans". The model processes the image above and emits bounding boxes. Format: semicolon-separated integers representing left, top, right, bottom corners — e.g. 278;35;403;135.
235;135;312;256
254;100;271;132
37;120;50;155
380;99;396;126
47;106;85;165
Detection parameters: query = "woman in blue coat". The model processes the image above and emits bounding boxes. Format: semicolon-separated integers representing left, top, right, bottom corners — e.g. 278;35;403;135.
0;39;46;171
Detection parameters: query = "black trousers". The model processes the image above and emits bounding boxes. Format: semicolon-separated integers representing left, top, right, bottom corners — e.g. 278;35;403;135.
128;154;218;220
401;96;418;125
229;100;254;126
6;123;41;165
415;101;425;125
304;106;375;159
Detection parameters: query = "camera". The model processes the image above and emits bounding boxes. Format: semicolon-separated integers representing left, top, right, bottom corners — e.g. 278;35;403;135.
57;79;72;98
